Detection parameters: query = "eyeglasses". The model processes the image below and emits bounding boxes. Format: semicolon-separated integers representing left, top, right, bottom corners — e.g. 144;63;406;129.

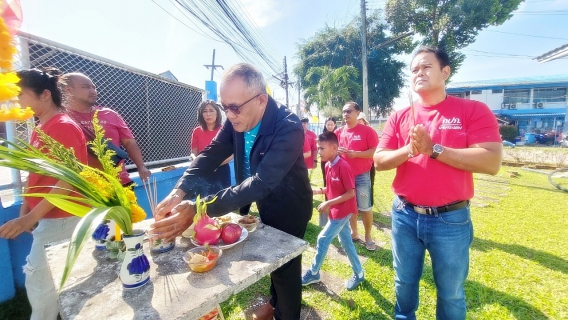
220;93;263;115
342;109;355;114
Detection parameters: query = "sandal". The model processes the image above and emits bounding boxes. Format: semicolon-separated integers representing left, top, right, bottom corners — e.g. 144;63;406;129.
351;237;364;245
364;241;377;251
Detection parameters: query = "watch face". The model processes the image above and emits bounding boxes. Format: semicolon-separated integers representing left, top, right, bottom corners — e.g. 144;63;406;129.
433;144;444;153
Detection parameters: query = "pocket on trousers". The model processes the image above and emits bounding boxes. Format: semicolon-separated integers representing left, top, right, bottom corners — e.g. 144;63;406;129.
439;208;470;225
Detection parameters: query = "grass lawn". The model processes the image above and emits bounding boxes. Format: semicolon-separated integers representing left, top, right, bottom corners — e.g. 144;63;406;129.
2;165;567;319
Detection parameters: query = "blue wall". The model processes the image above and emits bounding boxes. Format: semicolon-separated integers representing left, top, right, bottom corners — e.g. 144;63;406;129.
0;165;187;303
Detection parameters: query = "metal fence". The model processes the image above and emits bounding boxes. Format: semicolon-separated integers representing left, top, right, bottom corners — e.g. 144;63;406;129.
18;32;204;167
1;33;204;204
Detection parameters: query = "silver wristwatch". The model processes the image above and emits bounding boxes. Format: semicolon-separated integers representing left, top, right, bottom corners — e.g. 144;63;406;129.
430;144;444;159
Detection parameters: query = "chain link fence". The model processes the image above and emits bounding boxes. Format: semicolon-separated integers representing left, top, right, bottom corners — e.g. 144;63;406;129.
18;32;204;167
1;33;205;204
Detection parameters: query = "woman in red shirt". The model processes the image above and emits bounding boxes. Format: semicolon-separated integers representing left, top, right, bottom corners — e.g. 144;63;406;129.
189;100;232;195
0;68;88;320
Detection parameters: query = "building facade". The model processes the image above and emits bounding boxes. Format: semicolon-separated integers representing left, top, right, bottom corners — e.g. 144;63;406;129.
447;75;568;137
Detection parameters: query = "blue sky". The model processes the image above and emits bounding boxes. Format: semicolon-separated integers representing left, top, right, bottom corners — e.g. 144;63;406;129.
19;0;568;109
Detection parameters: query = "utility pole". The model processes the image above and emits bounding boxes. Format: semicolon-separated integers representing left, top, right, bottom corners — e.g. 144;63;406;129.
360;0;369;116
283;56;290;108
297;78;301;116
203;49;224;81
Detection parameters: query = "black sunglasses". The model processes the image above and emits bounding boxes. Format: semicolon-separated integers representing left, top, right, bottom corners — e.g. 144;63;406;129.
221;93;263;115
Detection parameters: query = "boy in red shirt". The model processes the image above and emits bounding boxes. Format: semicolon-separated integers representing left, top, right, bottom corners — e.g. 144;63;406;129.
301;131;364;290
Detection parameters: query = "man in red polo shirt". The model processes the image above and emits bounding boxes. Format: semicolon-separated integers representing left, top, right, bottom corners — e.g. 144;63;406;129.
374;46;502;319
335;102;379;251
301;117;317;169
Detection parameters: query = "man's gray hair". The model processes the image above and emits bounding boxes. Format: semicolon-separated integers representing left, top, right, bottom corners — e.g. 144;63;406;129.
222;63;267;94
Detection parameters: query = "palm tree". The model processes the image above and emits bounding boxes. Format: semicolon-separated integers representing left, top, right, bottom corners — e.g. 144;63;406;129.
304;66;361;117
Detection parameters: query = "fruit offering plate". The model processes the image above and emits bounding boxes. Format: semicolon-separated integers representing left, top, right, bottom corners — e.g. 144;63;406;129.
189;226;248;250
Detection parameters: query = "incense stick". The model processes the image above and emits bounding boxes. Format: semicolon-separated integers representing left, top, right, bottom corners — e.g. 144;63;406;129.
142;177;158;217
407;89;415;127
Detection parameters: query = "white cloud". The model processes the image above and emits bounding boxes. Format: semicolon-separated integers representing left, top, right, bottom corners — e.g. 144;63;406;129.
239;0;283;28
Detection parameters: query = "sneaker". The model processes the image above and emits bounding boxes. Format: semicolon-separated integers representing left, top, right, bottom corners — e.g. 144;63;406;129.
301;270;321;286
345;273;364;290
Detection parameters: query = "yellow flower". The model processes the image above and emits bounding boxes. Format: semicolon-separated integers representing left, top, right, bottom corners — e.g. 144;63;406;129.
0;17;17;69
80;169;114;201
0;72;20;101
130;204;146;223
124;187;137;203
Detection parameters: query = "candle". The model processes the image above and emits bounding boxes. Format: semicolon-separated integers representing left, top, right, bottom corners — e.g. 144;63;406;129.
115;223;121;241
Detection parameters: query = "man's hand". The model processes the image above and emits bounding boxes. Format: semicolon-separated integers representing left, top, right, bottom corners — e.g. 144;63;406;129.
150;200;196;243
344;150;358;158
317;201;332;214
138;166;151;181
0;215;36;239
154;189;185;221
410;124;434;156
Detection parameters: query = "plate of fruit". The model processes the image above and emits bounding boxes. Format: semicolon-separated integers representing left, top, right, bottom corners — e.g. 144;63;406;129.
190;223;248;250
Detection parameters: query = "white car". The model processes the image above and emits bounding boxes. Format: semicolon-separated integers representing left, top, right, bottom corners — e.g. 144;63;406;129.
560;134;568;148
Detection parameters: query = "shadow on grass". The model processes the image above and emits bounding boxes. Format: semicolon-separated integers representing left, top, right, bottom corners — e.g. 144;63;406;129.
0;288;31;320
419;264;549;319
465;280;549;319
472;237;568;275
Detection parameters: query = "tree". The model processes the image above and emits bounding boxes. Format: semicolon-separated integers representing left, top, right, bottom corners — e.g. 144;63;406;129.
385;0;523;74
295;11;408;118
304;66;361;118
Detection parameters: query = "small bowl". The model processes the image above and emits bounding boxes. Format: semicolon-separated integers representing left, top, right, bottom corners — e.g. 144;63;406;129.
236;215;259;233
183;246;222;273
149;237;175;253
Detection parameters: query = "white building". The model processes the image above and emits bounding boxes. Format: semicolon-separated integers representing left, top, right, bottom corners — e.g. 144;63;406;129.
446;75;568;136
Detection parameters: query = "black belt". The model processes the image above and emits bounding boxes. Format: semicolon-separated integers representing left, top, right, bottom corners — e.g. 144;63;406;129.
405;199;469;215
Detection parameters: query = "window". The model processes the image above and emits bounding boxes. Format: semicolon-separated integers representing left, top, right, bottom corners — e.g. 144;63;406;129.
503;89;530;104
533;87;566;103
492;89;502;94
471;90;482;95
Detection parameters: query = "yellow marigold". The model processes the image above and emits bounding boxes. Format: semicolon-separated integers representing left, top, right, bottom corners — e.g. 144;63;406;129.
124;187;137;203
0;72;20;101
80;169;114;200
130;203;146;223
0;18;17;69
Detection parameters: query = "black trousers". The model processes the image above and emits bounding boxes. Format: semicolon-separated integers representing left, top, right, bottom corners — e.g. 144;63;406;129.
266;214;308;320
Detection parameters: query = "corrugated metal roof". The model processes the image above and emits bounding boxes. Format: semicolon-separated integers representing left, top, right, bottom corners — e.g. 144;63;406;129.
447;74;568;91
494;107;566;118
536;43;568;63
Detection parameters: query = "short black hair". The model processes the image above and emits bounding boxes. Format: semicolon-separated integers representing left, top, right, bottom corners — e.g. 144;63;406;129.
300;117;309;123
318;130;338;146
412;45;450;69
345;101;360;111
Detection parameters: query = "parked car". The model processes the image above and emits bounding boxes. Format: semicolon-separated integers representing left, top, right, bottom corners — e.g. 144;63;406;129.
560;133;568;148
535;132;561;146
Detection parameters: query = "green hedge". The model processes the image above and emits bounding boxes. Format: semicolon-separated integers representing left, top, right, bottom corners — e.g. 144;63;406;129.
499;125;518;142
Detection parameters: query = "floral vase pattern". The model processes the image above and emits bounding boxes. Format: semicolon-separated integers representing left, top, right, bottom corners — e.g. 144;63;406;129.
119;229;150;289
92;219;116;250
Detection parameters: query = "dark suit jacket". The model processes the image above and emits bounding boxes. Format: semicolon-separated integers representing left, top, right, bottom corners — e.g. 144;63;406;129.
176;96;313;237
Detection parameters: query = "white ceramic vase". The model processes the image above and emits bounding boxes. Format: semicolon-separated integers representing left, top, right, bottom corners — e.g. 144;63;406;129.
119;229;150;289
92;219;116;250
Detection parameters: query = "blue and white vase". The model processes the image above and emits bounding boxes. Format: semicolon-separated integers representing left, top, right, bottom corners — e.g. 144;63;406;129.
92;219;116;250
119;229;150;289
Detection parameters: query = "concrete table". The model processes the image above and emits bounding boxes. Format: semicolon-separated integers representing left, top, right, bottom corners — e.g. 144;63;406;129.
45;219;308;320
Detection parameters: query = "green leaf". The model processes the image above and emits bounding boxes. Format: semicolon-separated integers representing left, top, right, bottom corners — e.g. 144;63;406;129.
43;197;92;217
59;207;113;290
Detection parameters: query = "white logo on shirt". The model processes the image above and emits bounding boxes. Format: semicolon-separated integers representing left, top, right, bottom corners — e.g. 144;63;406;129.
439;117;462;130
352;135;362;141
331;177;340;181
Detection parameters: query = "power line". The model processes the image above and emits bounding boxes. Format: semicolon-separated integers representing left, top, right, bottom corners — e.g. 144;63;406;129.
485;30;568;41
